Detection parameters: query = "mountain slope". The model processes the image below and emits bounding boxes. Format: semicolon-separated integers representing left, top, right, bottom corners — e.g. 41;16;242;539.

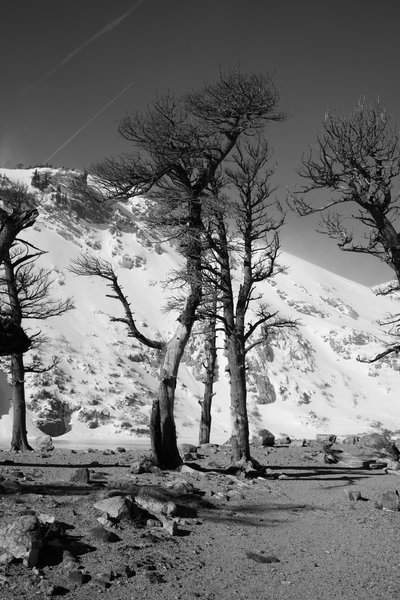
0;167;399;444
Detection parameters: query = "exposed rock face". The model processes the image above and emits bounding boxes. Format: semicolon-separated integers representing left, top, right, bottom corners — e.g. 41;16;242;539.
0;515;44;566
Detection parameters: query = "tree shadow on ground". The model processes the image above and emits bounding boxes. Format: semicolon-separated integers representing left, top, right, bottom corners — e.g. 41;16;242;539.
0;459;128;469
0;482;105;496
184;461;373;482
201;501;318;528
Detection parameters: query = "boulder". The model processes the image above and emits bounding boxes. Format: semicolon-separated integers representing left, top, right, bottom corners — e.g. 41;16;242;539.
252;429;275;447
94;496;133;520
31;434;54;452
359;433;400;459
0;515;44;567
277;436;291;445
129;455;158;474
375;489;400;512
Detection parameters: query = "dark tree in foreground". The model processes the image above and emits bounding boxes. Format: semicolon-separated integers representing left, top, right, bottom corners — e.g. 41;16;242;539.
291;100;400;360
0;241;73;451
90;70;284;468
205;138;295;467
0;186;38;355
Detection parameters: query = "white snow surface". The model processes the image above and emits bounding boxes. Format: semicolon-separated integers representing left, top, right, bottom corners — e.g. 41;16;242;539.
0;166;400;446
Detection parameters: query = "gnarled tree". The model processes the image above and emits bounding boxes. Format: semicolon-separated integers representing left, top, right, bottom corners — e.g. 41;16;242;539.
291;100;400;360
0;185;38;355
0;241;73;451
90;70;284;468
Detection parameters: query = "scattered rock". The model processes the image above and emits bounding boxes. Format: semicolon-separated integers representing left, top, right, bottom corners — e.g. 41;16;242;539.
277;436;291;445
129;455;158;474
87;526;121;543
291;439;307;447
180;443;197;455
316;434;337;444
0;515;44;567
94;496;133;521
116;447;126;453
165;479;196;494
68;570;86;586
345;489;362;501
70;467;90;484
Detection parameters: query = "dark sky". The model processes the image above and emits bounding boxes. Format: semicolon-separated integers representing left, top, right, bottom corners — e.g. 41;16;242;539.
2;0;400;284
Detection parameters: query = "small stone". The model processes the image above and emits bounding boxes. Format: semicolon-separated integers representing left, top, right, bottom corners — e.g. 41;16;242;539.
162;519;178;535
129;455;157;474
345;489;362;501
93;577;110;589
94;496;133;521
316;434;337;444
87;526;121;543
70;468;90;484
278;474;289;480
68;570;85;586
147;519;162;528
116;447;126;453
277;437;291;445
180;443;197;455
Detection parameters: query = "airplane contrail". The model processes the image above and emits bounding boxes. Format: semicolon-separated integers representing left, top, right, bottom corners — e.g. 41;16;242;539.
23;0;145;95
43;80;135;163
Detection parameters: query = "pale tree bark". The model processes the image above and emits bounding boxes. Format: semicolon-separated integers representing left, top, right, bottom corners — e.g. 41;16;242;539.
10;353;32;451
198;309;217;445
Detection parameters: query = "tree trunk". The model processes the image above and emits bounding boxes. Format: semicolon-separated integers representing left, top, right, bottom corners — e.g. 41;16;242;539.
226;334;251;466
198;313;217;445
10;353;33;451
150;321;193;469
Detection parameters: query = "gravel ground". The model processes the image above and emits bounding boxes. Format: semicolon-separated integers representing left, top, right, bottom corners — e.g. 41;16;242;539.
0;442;399;599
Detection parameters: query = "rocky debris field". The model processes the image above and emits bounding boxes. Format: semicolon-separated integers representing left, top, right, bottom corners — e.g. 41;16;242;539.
0;434;400;599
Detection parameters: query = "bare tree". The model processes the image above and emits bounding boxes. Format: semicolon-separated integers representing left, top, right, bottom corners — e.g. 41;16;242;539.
291;100;400;360
89;70;284;468
0;240;73;451
0;185;38;355
204;138;295;468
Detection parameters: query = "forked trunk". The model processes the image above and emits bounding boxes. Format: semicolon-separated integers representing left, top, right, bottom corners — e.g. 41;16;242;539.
10;353;32;452
150;321;192;469
226;335;251;465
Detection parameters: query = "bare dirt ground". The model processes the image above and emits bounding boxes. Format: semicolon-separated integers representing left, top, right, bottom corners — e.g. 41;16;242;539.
0;440;399;600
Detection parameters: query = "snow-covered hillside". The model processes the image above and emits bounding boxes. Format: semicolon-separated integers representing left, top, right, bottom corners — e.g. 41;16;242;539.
1;166;400;444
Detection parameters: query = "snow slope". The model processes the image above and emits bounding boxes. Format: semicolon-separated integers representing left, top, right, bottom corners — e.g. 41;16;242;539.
0;167;400;444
